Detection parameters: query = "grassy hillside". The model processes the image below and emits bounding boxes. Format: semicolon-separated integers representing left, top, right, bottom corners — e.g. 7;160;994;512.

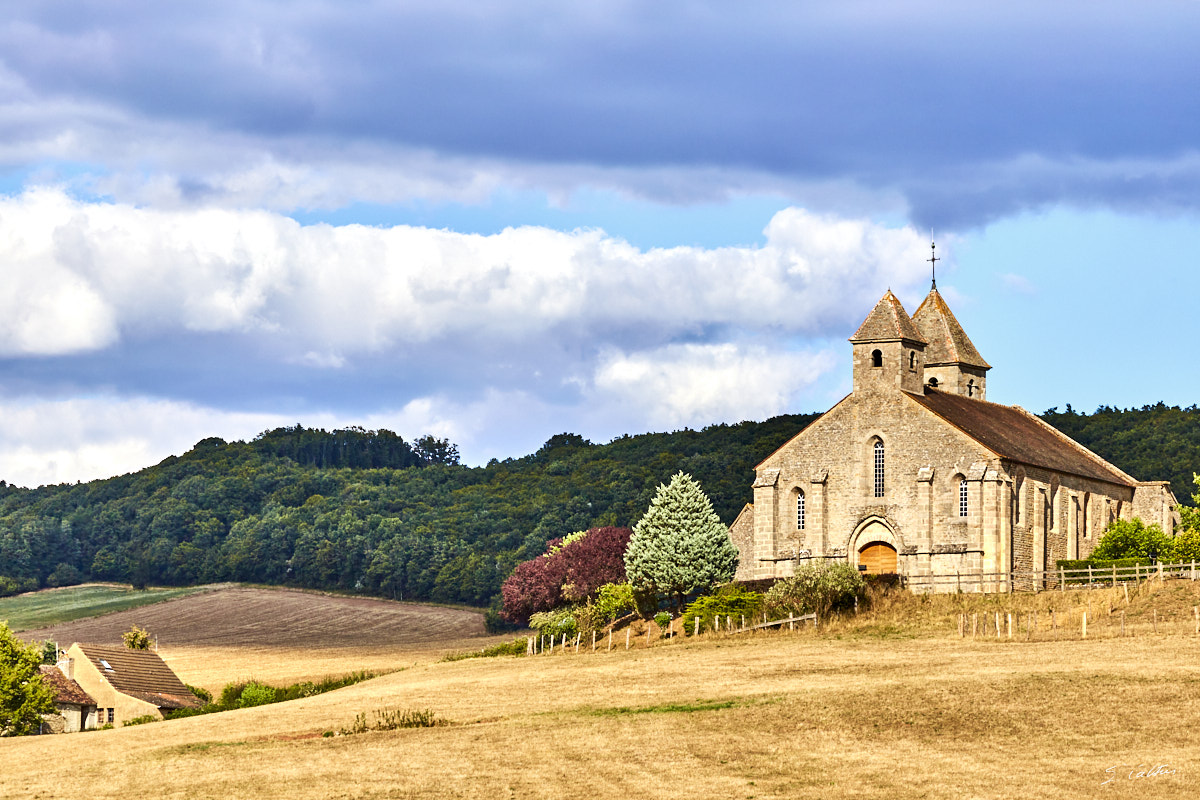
4;587;1198;799
0;583;209;632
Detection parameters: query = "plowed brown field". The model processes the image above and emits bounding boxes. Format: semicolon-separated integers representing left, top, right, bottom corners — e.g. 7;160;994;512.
24;586;495;691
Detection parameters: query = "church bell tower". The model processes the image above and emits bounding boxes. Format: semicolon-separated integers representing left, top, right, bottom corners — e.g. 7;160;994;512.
848;290;928;395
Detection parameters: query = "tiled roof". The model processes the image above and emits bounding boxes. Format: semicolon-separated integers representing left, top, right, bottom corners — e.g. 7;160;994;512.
849;290;927;344
907;389;1135;486
76;644;202;710
912;287;991;369
39;664;95;706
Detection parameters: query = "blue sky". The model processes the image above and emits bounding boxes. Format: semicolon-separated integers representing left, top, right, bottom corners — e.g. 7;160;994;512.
0;1;1198;486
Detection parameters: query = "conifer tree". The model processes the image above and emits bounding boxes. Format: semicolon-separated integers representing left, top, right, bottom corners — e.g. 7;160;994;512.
624;472;739;610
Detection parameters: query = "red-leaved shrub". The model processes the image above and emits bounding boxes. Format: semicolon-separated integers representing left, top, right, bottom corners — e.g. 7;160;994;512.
500;527;632;624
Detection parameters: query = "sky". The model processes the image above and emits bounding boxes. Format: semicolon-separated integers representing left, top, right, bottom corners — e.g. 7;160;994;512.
1;1;1199;487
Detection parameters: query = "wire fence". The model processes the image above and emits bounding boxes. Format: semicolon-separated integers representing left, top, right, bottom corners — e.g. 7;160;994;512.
902;560;1200;593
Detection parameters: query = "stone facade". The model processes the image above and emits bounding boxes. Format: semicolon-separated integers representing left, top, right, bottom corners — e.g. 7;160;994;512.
733;287;1180;591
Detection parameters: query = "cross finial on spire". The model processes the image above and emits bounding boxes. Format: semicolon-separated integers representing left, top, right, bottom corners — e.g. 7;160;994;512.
928;236;940;289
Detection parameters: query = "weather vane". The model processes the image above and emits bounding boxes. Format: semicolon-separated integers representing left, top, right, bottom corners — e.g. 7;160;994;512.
928;235;939;289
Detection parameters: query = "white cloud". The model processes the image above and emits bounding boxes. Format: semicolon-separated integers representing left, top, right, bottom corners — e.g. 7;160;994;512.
591;342;838;430
999;272;1036;295
0;189;929;359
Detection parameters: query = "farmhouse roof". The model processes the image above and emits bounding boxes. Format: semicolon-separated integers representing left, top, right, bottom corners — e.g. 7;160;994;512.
912;287;991;369
75;644;202;710
907;388;1135;487
850;290;927;344
39;664;95;706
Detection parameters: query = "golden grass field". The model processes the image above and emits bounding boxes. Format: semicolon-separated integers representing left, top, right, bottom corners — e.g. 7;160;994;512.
5;581;1200;799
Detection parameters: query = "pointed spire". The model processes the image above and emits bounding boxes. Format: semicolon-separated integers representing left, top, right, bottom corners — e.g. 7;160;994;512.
912;287;990;369
928;237;939;289
849;290;927;344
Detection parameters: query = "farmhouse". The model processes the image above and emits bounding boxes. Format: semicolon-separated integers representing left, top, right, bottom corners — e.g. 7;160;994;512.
57;642;201;726
730;282;1179;591
37;664;98;733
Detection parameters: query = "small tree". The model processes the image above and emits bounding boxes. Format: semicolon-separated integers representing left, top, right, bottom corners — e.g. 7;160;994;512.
624;472;738;611
123;625;152;650
1;622;55;736
765;562;865;618
1091;518;1172;561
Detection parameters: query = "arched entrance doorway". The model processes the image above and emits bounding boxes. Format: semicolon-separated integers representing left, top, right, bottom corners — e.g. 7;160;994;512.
850;518;899;574
858;541;898;574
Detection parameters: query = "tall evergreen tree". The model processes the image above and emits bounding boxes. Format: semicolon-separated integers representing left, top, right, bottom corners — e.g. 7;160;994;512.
624;472;738;610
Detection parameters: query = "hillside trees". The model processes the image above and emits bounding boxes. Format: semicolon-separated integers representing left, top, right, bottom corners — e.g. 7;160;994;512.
624;472;738;611
0;622;54;736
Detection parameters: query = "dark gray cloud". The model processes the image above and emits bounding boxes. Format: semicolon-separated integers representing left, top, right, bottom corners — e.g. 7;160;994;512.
2;2;1199;227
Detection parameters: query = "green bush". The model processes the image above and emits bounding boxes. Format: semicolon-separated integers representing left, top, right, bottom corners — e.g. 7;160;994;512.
1170;527;1200;562
653;611;672;629
186;684;213;705
442;638;528;662
591;582;636;625
681;586;764;635
1091;518;1172;560
238;681;277;708
122;714;160;727
764;562;865;618
339;708;444;735
528;608;578;638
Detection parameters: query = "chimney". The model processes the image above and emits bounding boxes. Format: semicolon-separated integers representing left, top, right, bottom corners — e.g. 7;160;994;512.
58;657;74;679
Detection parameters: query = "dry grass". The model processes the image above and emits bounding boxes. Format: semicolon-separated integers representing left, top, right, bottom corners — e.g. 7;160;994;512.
21;585;497;691
5;607;1200;799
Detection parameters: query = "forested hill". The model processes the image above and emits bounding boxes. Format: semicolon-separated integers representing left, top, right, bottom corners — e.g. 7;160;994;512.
1;404;1196;609
1040;403;1200;504
0;417;815;606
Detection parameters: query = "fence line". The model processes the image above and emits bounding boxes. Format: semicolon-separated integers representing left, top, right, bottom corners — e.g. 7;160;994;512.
901;560;1199;593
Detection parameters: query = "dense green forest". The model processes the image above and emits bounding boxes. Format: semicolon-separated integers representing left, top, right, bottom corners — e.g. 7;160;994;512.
0;417;815;606
0;403;1196;610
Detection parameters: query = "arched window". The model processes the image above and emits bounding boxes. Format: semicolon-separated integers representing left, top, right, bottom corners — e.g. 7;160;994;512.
871;349;883;368
873;440;885;497
796;490;805;530
959;479;969;517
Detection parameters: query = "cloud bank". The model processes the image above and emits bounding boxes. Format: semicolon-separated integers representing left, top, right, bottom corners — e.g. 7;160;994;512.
0;189;929;485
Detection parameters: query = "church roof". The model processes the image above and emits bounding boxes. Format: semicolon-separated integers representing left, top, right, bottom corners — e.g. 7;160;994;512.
849;290;927;344
907;389;1135;487
912;287;991;369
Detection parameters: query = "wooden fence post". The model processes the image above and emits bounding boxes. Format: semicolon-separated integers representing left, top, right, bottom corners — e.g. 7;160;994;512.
694;616;700;637
1007;612;1012;639
1153;609;1158;634
1082;611;1087;639
592;631;596;652
1120;610;1125;637
727;615;732;631
626;628;630;650
1060;566;1065;592
741;614;746;631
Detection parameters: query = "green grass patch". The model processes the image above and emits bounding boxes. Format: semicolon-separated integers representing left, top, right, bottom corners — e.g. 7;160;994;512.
441;637;528;662
0;584;211;631
593;699;737;716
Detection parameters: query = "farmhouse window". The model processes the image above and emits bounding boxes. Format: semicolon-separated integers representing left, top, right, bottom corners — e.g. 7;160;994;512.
107;708;114;724
873;441;885;497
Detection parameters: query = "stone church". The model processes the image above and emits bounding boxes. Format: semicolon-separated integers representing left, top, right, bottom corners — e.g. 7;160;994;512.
729;283;1179;591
